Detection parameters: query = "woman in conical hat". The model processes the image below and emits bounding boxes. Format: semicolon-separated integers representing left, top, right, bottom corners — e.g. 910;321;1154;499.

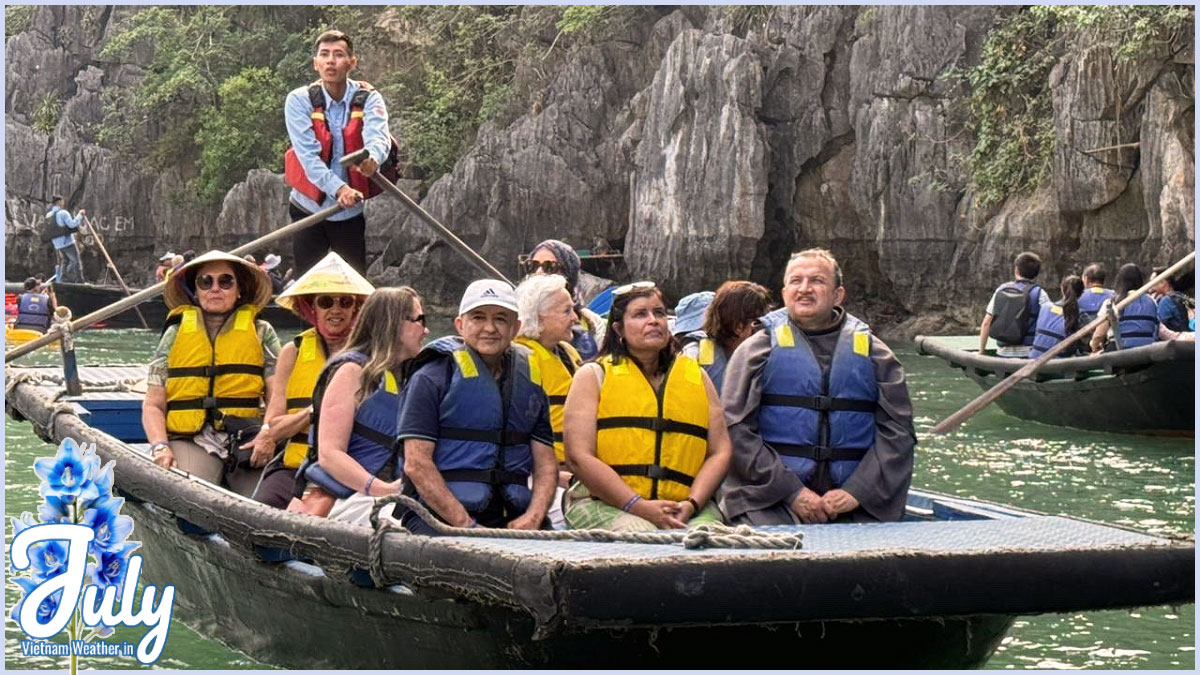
142;250;280;497
252;251;375;509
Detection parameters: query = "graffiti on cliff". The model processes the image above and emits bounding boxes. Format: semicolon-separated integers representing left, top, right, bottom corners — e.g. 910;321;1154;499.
4;198;133;235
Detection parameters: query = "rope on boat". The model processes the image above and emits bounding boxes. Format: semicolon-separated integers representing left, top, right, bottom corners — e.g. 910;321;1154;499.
366;493;803;587
4;366;143;393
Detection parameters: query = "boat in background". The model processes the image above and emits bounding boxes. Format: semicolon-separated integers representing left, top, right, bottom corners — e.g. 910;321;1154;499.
48;280;307;330
915;335;1195;436
4;364;1192;669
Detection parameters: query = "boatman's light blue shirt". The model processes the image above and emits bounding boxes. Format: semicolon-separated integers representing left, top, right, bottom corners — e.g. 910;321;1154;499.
284;79;390;221
47;206;83;250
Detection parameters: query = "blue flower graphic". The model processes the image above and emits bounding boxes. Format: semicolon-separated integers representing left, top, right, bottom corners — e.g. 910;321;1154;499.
78;460;115;511
10;579;63;628
33;438;89;503
87;541;140;593
81;499;133;554
37;492;72;524
28;538;70;581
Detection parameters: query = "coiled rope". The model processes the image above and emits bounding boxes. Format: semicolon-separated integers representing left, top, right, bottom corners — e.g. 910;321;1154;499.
366;493;803;587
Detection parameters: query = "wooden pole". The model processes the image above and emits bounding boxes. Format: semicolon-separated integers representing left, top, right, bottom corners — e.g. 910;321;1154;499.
83;215;149;329
6;203;343;363
339;149;513;284
930;251;1196;435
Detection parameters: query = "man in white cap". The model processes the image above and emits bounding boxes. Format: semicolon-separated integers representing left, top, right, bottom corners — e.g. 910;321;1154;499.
395;279;557;534
262;253;286;294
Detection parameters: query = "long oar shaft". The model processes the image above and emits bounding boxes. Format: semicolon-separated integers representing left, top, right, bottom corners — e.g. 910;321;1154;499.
930;251;1196;435
5;203;343;362
83;215;149;329
339;149;512;284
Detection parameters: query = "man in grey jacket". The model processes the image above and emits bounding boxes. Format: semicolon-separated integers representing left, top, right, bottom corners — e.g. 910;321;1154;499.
719;249;915;524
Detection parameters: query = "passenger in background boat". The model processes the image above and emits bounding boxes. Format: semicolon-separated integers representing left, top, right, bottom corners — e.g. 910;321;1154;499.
182;250;197;264
1029;275;1085;359
1089;264;1187;353
1150;265;1194;334
720;249;916;525
288;287;427;524
46;195;87;283
284;29;391;276
672;291;715;342
679;281;772;393
1078;262;1115;325
142;251;281;497
978;251;1051;357
155;252;176;283
562;281;731;531
13;277;54;334
262;254;286;294
252;252;374;510
397;280;557;533
524;239;604;359
514;274;582;529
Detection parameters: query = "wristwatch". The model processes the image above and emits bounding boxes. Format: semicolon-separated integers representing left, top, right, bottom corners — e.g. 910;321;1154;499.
149;441;171;455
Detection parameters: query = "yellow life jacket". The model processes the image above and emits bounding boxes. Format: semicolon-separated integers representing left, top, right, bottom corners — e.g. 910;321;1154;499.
164;304;266;435
515;336;582;462
595;354;709;501
281;328;327;468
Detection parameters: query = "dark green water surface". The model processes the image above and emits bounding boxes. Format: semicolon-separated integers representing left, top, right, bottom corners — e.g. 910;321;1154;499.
5;329;1194;669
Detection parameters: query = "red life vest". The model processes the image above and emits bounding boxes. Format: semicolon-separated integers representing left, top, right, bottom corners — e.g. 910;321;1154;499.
284;80;398;203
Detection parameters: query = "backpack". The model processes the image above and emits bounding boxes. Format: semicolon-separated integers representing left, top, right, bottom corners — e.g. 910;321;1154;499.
39;209;65;243
988;281;1039;346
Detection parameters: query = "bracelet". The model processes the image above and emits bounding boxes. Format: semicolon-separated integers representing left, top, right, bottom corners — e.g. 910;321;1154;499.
621;495;642;513
686;497;701;513
364;476;376;495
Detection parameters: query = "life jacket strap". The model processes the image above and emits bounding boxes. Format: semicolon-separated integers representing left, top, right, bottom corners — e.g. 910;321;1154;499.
760;393;875;413
770;443;868;462
166;396;261;411
290;432;309;445
440;468;528;486
351;421;395;448
439;427;532;446
1036;328;1066;340
286;396;313;409
610;464;695;486
546;394;567;405
1119;314;1157;323
552;431;565;443
595;416;708;440
166;363;264;378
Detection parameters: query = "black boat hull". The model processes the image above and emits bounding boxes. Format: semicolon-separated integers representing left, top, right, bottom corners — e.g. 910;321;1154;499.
49;281;306;330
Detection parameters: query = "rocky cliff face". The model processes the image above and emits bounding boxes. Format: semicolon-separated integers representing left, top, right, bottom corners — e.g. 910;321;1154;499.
6;6;1194;334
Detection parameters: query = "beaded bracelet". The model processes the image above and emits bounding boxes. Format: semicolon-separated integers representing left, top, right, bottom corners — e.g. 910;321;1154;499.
621;495;642;513
364;476;376;495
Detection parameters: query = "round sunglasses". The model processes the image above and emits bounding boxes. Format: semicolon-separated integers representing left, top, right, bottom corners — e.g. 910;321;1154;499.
314;295;359;310
196;273;236;291
523;259;563;275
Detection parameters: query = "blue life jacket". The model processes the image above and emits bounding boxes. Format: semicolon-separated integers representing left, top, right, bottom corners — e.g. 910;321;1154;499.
401;336;542;515
683;330;729;392
1115;295;1159;349
1029;302;1068;358
1078;287;1114;324
303;350;403;497
995;280;1042;346
14;292;51;332
758;309;877;493
571;323;598;361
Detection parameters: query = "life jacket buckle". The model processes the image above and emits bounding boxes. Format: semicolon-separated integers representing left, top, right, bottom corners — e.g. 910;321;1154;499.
645;464;667;479
812;395;832;411
201;396;218;409
811;446;832;461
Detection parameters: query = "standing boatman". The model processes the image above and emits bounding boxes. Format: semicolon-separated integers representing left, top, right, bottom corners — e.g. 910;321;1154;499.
46;195;87;283
284;29;392;276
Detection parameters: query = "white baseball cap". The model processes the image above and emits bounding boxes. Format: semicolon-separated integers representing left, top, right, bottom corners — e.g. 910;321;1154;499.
459;279;519;316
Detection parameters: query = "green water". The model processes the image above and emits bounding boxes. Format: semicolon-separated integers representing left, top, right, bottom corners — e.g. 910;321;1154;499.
5;329;1194;669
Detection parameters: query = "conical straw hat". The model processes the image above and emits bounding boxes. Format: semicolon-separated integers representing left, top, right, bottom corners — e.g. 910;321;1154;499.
275;251;375;315
164;250;273;310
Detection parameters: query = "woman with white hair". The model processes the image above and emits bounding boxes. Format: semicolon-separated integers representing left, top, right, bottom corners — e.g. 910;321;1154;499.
514;274;582;528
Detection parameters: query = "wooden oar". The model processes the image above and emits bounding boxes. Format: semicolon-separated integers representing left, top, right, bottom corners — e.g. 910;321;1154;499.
930;251;1196;435
339;149;513;284
82;215;149;329
5;203;343;363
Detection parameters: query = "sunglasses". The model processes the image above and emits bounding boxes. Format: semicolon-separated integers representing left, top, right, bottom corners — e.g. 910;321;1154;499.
408;313;427;327
314;295;358;310
197;273;236;291
612;280;656;297
523;259;563;275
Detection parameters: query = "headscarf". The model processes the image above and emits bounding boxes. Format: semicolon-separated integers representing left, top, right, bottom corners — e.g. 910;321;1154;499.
530;239;582;298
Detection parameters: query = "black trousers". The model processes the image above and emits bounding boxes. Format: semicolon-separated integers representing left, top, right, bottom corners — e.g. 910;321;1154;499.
289;202;367;276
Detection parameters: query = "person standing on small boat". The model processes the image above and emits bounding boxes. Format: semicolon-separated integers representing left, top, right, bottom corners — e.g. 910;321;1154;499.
523;240;604;359
977;251;1051;357
289;287;428;523
252;252;374;509
562;281;731;531
1089;263;1189;353
13;278;54;334
1029;275;1085;359
514;273;583;529
396;280;558;533
1078;262;1115;325
142;251;281;496
284;29;392;276
720;249;916;525
679;281;773;393
46;195;87;283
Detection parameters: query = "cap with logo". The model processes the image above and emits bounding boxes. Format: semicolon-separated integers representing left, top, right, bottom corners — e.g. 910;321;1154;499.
459;279;519;316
